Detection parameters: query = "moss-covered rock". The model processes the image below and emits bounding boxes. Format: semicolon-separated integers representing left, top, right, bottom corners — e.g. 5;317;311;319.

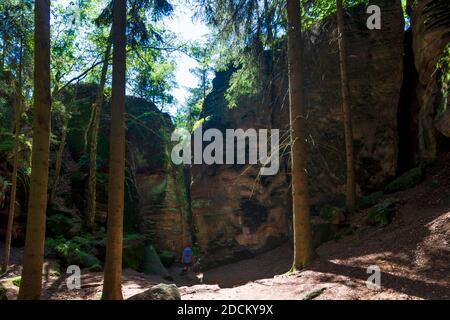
384;167;424;193
367;198;400;227
158;250;176;268
359;191;384;209
88;264;103;272
127;284;181;300
303;287;326;300
122;234;146;270
45;237;101;268
0;285;7;300
76;251;101;269
11;277;21;287
319;205;346;225
141;245;170;278
46;214;81;238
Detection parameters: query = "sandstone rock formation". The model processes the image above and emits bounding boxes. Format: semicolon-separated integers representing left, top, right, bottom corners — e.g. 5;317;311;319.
409;0;450;160
191;0;406;266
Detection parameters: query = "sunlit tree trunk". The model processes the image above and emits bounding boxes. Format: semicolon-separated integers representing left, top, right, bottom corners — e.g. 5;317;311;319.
1;38;24;274
86;38;112;230
286;0;314;270
336;0;356;210
18;0;51;300
102;0;126;300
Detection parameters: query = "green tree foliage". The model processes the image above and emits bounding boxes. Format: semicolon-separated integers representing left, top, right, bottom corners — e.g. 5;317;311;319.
174;42;213;131
195;0;369;109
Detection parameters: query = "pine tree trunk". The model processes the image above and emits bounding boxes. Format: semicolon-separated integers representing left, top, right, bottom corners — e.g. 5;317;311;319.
286;0;314;270
102;0;126;300
49;115;68;205
1;39;23;273
86;38;112;231
1;34;8;71
336;0;356;210
18;0;51;300
264;0;274;47
50;85;80;204
83;107;95;155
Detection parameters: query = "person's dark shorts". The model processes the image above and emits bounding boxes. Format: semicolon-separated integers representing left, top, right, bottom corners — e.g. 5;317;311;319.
184;262;192;268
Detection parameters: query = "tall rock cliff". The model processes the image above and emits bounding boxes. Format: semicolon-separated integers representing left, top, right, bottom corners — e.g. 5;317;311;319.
409;0;450;160
191;0;406;266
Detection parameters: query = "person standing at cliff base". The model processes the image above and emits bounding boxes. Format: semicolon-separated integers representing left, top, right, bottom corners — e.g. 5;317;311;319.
182;246;194;273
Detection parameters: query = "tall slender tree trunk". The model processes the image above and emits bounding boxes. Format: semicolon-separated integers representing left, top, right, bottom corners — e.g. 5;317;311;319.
1;34;8;71
1;39;24;274
50;85;79;204
49;115;68;204
102;0;126;300
286;0;314;270
18;0;51;300
264;0;274;47
336;0;356;210
83;108;95;155
86;38;112;230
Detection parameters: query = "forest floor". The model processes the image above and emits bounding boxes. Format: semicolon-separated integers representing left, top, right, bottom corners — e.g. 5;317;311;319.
1;155;450;300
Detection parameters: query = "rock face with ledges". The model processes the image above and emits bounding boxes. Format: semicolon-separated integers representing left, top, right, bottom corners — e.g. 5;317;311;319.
191;0;405;266
409;0;450;159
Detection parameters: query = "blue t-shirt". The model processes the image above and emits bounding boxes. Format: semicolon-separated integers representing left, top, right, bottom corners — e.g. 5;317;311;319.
182;247;193;263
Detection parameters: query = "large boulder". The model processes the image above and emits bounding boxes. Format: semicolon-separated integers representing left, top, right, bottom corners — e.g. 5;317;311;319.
127;284;181;300
46;214;82;238
312;223;338;248
358;191;384;210
384;167;424;193
367;198;400;227
141;245;170;279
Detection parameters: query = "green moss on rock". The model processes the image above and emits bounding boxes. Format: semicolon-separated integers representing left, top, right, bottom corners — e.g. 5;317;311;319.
158;250;176;267
127;284;181;300
88;264;103;272
142;245;170;278
65;247;100;268
45;236;101;269
46;214;81;238
11;277;21;287
384;167;424;193
367;198;400;227
0;286;7;300
319;205;346;225
303;287;326;300
359;191;384;209
122;234;146;270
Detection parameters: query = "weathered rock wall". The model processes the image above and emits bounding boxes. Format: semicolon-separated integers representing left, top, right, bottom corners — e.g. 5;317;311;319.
409;0;450;159
191;0;406;266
